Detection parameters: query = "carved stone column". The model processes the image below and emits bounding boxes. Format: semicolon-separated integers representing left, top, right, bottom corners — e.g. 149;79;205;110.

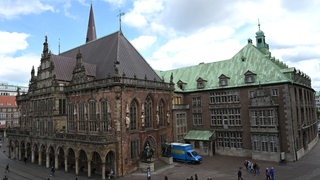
38;151;42;166
18;144;22;160
54;153;58;169
102;161;106;180
75;158;79;175
64;156;68;172
46;152;50;168
87;160;92;177
31;149;35;163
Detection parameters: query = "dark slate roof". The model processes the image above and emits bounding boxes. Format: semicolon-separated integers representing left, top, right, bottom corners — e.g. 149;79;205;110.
51;54;96;81
60;31;162;81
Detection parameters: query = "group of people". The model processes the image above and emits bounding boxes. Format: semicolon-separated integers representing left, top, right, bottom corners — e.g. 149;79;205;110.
244;160;260;175
265;167;275;180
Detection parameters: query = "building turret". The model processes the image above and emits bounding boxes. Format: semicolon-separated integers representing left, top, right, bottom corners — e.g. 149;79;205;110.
255;21;269;53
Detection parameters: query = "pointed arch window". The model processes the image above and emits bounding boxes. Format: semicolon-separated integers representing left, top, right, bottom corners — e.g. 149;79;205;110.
88;99;97;132
67;102;75;131
158;100;165;126
145;96;153;128
78;100;86;131
101;99;109;131
130;100;138;130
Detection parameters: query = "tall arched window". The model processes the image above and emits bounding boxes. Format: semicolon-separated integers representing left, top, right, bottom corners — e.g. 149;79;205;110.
67;102;75;131
145;96;152;128
158;99;165;126
78;100;86;131
88;99;97;132
130;100;137;130
101;99;109;131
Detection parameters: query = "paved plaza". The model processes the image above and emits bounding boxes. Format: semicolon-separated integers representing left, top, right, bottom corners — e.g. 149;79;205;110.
1;139;320;180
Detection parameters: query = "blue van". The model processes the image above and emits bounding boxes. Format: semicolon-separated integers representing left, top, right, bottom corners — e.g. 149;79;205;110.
170;143;202;163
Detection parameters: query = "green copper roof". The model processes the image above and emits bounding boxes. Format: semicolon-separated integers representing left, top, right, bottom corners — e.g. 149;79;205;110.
157;43;307;92
184;130;214;141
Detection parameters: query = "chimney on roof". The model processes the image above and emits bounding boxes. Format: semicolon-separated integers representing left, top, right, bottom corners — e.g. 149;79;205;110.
86;3;97;43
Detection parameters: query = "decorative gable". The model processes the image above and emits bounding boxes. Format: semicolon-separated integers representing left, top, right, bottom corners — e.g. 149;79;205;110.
196;77;207;89
244;70;256;84
218;74;230;87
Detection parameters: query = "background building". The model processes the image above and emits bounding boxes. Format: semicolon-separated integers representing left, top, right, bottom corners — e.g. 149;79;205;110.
158;26;318;162
0;82;28;96
0;96;19;128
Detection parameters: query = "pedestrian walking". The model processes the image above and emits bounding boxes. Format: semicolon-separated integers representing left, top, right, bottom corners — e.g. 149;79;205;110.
194;173;198;180
50;166;55;176
3;175;8;180
164;175;168;180
269;167;274;180
266;168;271;180
5;164;9;173
238;167;243;180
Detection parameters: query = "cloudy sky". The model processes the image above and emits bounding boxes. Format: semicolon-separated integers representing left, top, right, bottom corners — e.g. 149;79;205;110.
1;0;320;90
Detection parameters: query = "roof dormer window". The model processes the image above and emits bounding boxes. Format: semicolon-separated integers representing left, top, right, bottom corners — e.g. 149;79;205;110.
219;74;229;87
197;77;207;89
244;70;257;83
244;70;256;84
177;80;187;90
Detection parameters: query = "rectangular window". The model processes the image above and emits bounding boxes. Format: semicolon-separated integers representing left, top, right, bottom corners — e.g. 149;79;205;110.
59;99;66;115
209;91;240;104
272;89;278;96
216;131;243;148
192;97;201;107
193;113;203;125
251;134;278;152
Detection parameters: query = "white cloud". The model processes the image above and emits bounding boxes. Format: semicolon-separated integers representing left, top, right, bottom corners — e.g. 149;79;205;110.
149;26;240;70
102;0;126;7
131;35;157;51
0;31;29;55
0;54;38;86
0;0;54;19
123;0;164;30
123;11;148;28
0;31;38;85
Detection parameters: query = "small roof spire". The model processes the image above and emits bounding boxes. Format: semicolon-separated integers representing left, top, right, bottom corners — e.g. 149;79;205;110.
86;3;97;43
258;18;261;30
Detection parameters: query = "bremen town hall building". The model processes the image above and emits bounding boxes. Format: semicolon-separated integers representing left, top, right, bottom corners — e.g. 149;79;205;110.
6;4;318;179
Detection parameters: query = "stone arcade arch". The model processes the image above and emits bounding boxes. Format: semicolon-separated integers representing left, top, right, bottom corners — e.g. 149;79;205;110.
47;145;55;168
66;148;76;173
105;150;116;178
32;143;39;164
40;144;46;166
91;151;102;177
78;149;88;175
20;141;25;160
26;142;31;162
56;147;64;170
